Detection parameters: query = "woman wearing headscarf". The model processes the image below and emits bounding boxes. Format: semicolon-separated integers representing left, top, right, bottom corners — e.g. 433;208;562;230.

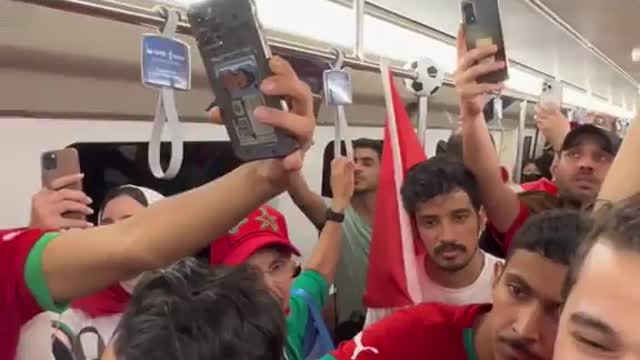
53;185;164;360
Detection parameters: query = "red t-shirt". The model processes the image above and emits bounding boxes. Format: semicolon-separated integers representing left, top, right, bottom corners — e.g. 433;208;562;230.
488;178;558;253
0;228;64;360
326;303;490;360
521;178;558;195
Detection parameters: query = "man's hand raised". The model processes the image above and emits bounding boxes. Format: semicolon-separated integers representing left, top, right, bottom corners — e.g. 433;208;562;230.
209;56;315;187
454;25;506;121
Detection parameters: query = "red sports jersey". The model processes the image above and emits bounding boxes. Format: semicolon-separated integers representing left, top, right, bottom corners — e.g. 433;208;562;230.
326;303;490;360
521;178;558;196
0;228;64;360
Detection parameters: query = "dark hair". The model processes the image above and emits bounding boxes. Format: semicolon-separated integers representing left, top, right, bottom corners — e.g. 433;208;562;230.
534;153;554;180
507;209;591;266
563;193;640;299
113;258;285;360
401;156;481;214
352;138;383;159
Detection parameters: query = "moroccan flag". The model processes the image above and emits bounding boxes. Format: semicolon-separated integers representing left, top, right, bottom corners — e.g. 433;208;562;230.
363;70;427;308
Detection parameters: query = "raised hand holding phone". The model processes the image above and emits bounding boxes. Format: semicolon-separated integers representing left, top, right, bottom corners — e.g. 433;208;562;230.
454;25;506;121
189;0;300;162
209;56;315;187
32;172;94;230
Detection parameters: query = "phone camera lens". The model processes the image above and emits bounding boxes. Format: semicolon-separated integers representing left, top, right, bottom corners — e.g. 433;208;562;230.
42;153;57;170
462;3;476;24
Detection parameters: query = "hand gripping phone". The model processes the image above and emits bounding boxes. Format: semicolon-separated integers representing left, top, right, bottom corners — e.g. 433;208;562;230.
461;0;509;84
540;79;563;107
188;0;298;162
41;148;86;221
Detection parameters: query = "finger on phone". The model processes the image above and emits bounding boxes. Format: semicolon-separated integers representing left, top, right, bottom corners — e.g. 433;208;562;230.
60;219;94;230
458;61;505;85
56;189;92;204
457;46;499;71
460;82;504;98
58;200;94;215
269;56;300;80
477;82;505;94
49;173;84;191
253;107;313;143
282;150;304;172
260;75;313;116
456;24;467;57
209;106;223;125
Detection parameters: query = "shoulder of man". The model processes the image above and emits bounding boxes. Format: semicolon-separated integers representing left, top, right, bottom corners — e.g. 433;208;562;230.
330;303;481;359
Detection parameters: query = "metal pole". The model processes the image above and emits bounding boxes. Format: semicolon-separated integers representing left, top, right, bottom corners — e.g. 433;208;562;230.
513;101;528;183
354;0;365;61
13;0;419;80
417;96;428;151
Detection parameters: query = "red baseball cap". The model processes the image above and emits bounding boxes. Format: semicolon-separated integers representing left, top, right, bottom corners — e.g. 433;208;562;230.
210;205;301;266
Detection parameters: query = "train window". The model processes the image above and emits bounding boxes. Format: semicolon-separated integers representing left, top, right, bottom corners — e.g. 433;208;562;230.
68;141;242;261
68;141;243;221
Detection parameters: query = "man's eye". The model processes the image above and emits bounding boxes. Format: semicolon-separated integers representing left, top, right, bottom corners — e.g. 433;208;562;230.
507;284;527;300
573;333;614;353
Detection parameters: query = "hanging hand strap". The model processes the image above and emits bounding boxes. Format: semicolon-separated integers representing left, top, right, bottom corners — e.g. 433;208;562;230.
148;6;184;180
72;326;107;360
328;49;353;161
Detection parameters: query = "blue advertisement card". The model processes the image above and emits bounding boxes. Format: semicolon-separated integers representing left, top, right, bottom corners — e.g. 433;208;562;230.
141;34;191;91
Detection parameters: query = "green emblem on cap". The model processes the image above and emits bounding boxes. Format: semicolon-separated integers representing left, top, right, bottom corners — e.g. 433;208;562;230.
256;207;279;231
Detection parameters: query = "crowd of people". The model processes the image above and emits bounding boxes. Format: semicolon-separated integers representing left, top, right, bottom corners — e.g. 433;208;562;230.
3;25;640;360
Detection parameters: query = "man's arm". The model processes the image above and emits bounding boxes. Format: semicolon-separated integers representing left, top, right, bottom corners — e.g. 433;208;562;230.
454;25;521;232
305;157;354;284
288;171;329;229
597;112;640;206
41;56;316;303
534;103;571;152
43;162;283;301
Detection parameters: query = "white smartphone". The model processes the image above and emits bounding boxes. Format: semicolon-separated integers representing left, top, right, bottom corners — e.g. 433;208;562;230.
540;80;563;107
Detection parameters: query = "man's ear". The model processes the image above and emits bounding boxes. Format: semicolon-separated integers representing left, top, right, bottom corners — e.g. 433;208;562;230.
478;206;488;234
492;260;505;289
550;152;560;180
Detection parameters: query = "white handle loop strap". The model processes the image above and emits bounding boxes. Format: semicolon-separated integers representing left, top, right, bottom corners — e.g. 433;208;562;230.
148;6;184;180
329;48;353;161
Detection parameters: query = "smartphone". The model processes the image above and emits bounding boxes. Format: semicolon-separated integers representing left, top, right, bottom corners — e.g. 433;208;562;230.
461;0;509;83
41;148;85;221
540;80;563;107
188;0;298;162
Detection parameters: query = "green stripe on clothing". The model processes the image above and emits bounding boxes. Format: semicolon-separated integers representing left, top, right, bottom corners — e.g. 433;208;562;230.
463;328;479;360
25;232;69;313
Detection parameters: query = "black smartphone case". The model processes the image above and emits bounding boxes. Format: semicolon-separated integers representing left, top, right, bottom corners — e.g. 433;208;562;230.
461;0;509;84
188;0;298;162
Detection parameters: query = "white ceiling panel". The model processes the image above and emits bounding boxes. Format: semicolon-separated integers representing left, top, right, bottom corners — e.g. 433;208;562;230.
539;0;640;82
365;0;638;105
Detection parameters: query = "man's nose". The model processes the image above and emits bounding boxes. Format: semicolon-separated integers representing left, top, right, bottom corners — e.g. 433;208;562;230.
513;305;543;341
440;220;455;242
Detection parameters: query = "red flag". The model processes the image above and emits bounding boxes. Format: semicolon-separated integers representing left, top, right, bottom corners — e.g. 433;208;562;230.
363;71;427;308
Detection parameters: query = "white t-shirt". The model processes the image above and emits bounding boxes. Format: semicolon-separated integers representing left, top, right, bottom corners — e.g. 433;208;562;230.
15;310;122;360
364;251;503;327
